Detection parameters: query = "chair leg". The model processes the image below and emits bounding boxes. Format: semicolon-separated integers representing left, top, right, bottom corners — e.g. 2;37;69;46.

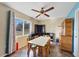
27;49;30;57
27;43;31;57
38;46;42;56
42;46;46;57
32;48;36;57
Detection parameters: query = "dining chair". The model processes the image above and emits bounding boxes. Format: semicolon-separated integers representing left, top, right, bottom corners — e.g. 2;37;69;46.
38;39;50;57
27;35;39;57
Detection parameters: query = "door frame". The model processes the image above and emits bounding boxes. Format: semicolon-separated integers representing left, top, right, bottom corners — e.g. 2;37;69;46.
73;8;79;56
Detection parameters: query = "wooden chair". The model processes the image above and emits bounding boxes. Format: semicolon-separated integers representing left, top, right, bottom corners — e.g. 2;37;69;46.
38;40;50;57
27;35;39;57
27;43;37;57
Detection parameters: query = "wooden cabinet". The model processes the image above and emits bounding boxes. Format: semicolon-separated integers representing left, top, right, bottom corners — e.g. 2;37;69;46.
60;18;72;52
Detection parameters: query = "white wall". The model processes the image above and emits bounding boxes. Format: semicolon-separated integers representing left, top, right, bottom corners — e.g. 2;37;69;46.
38;18;65;39
55;27;62;39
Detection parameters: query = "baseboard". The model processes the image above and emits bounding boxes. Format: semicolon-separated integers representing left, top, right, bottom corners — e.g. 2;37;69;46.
4;51;15;57
60;49;75;57
72;54;75;57
4;46;27;57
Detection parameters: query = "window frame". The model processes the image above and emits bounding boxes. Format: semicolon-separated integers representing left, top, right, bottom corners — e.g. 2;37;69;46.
15;17;32;38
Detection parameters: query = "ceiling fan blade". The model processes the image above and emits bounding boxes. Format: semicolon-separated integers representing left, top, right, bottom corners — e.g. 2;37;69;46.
44;13;50;17
35;14;41;18
32;9;40;13
44;7;54;12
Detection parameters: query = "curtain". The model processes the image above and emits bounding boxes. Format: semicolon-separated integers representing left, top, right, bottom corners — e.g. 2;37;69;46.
5;11;15;54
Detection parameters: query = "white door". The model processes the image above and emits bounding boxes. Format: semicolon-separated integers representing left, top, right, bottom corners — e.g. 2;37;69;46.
74;9;79;56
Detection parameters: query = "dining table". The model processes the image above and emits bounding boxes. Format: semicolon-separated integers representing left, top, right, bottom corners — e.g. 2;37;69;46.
28;36;51;57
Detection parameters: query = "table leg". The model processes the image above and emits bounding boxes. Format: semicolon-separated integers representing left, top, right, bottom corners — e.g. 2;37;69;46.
32;48;36;57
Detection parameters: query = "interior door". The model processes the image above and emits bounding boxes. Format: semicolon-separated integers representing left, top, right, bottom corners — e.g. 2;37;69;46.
74;9;79;56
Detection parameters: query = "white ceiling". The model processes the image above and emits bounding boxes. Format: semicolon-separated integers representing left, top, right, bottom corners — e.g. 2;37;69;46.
3;2;76;20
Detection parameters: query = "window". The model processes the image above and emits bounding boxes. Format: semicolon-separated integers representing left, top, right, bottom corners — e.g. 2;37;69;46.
16;19;23;36
15;18;31;36
24;21;30;35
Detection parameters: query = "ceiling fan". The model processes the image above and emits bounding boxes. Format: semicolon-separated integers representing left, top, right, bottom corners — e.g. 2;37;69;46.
32;6;54;18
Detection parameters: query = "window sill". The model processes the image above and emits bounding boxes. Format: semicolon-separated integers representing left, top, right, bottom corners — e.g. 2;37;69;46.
16;34;29;38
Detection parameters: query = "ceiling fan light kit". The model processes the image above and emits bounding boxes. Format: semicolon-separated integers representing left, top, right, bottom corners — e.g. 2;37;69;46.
32;6;54;18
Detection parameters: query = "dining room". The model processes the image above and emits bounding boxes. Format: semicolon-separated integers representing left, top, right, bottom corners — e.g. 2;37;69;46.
0;2;78;57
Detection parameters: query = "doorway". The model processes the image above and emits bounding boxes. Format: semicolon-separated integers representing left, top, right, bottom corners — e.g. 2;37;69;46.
35;25;45;34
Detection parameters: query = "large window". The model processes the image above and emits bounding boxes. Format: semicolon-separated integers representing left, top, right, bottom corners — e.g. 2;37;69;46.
24;21;30;35
16;18;31;36
16;19;23;36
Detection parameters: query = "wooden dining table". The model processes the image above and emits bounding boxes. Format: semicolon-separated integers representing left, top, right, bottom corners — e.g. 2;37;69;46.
28;36;51;57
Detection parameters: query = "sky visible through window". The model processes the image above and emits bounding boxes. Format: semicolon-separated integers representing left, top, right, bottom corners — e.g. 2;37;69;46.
16;18;31;36
16;19;23;25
